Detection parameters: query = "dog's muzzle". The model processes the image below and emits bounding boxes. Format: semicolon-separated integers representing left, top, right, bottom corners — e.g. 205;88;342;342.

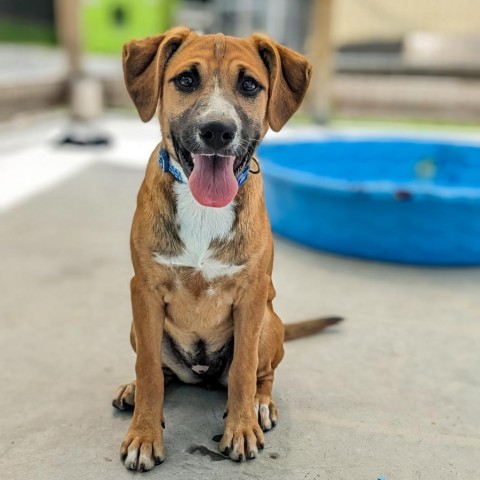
159;148;251;207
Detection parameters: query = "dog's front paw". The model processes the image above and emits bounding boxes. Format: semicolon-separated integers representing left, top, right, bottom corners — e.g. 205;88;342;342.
219;412;265;461
120;426;165;472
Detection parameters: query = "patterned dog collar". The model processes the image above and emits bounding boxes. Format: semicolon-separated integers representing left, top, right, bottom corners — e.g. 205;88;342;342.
158;148;251;187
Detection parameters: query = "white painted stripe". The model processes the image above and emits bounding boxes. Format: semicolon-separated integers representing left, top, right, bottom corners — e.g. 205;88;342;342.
0;145;94;212
0;115;158;212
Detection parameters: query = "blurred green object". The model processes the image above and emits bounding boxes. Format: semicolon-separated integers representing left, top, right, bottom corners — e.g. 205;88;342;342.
81;0;177;54
0;18;56;44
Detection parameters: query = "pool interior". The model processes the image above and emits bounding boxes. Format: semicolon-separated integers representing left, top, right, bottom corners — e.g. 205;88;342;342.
257;139;480;189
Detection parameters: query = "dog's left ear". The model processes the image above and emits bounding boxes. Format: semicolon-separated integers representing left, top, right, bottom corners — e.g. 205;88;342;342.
252;34;312;132
123;26;192;122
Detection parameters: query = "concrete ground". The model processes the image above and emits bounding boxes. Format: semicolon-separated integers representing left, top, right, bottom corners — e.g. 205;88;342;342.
1;115;479;480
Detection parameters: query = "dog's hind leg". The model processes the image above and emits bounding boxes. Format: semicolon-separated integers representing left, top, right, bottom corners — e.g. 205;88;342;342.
255;307;284;431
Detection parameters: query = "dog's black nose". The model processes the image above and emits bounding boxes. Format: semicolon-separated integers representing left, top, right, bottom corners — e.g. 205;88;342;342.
198;121;237;150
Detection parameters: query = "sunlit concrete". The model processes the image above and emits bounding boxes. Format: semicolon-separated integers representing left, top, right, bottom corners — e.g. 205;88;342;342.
1;116;479;479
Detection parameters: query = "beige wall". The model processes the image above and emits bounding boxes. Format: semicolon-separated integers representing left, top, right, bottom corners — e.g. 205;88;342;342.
333;0;480;45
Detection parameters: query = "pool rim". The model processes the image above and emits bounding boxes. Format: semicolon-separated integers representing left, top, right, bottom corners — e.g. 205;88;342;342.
259;132;480;203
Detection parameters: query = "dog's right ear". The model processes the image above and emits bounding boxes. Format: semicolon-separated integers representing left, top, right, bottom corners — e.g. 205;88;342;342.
122;27;192;122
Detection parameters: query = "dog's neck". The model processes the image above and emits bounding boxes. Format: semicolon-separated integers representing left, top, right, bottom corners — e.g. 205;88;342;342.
148;144;263;275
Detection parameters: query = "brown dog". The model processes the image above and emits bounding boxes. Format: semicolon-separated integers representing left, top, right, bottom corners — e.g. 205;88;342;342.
112;26;341;471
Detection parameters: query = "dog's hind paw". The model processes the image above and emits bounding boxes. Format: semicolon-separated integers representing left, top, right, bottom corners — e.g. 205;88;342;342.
112;381;136;411
254;396;278;431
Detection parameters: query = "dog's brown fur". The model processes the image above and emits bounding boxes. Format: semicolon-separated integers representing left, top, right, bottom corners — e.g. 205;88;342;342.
113;27;341;471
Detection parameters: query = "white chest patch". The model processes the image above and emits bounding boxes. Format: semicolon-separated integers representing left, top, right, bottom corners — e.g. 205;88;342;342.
153;183;244;281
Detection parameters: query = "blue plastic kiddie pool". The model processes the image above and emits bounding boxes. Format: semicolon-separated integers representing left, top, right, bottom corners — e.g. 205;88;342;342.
258;134;480;265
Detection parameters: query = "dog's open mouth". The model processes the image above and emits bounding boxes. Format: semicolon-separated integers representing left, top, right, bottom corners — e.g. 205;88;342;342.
172;135;254;208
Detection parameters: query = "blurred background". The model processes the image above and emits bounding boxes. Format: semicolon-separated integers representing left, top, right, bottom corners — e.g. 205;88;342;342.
1;0;480;123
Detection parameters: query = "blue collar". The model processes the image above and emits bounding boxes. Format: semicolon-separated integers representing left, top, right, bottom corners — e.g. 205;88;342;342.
158;148;186;183
158;148;250;187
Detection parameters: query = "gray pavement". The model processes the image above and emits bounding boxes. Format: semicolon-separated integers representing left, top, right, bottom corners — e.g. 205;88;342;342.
0;44;124;121
0;44;121;85
1;162;479;479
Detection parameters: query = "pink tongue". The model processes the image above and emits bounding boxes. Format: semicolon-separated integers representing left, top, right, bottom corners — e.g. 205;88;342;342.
189;155;238;207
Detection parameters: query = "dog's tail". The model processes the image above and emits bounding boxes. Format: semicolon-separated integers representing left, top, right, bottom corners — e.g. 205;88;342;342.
283;316;343;342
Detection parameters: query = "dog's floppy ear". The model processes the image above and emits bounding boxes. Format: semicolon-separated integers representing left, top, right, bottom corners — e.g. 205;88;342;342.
122;27;192;122
253;34;312;132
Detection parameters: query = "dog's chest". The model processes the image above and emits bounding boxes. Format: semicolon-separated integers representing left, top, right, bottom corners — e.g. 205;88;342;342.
154;183;243;281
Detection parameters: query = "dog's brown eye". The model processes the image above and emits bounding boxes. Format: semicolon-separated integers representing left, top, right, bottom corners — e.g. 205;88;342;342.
175;72;197;92
239;77;260;96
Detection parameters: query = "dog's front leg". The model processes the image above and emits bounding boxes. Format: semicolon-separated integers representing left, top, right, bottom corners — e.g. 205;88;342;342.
120;276;166;472
220;274;269;461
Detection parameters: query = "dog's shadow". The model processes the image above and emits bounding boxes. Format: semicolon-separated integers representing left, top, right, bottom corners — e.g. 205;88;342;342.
112;379;230;461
